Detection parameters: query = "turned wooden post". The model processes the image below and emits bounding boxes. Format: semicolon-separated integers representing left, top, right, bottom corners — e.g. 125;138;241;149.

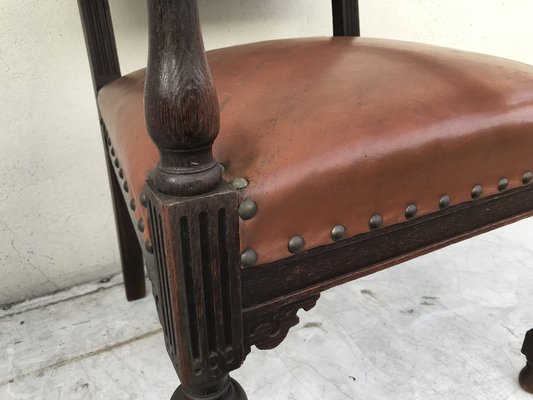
145;0;222;196
144;1;246;399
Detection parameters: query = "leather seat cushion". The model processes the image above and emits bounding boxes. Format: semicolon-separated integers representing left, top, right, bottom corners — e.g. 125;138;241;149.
98;37;533;266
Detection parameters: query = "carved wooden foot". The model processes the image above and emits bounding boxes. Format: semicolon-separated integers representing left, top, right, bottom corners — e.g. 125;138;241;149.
171;375;247;400
520;329;533;394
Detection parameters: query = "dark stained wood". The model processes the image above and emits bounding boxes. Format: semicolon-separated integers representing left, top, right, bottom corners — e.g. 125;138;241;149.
102;126;146;301
170;376;247;400
332;0;360;36
520;329;533;394
78;0;145;301
145;0;222;197
145;179;245;398
241;185;533;310
101;126;164;301
77;0;121;92
243;295;319;353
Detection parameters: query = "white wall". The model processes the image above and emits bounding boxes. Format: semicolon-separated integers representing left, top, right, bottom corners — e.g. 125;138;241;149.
361;0;533;64
1;0;533;305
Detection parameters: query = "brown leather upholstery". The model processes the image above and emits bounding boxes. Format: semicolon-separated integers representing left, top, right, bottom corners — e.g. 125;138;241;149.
98;37;533;266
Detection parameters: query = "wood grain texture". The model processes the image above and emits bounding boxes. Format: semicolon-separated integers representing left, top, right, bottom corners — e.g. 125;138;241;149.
145;0;222;196
145;180;245;396
77;0;121;92
78;0;145;300
332;0;360;36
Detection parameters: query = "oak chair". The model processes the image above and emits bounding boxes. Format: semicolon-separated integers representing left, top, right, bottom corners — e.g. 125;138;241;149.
78;0;533;398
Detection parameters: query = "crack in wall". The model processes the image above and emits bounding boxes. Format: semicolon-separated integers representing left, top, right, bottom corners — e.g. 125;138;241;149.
0;219;59;293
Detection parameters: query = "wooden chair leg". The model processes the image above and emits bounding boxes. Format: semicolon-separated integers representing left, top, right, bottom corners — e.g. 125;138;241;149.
145;182;247;400
520;329;533;393
103;133;146;301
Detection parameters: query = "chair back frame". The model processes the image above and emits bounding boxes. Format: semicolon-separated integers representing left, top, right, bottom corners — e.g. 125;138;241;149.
78;0;121;93
78;0;146;301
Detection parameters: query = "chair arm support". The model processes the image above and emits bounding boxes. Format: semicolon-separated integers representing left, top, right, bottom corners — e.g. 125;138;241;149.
145;0;222;196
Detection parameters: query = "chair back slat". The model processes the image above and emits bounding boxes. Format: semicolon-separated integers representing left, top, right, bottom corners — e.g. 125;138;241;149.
332;0;360;36
78;0;121;93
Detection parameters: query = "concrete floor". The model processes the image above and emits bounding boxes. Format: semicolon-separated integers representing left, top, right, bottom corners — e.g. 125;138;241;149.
1;219;533;400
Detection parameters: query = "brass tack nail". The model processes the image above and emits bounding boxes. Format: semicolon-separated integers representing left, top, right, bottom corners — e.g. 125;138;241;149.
369;214;383;230
331;225;346;241
110;148;115;157
114;158;120;168
238;199;257;220
123;181;129;193
118;168;124;179
498;177;509;192
439;194;451;209
288;235;305;254
523;171;532;185
145;240;153;254
231;177;248;190
106;137;111;146
471;184;483;199
140;192;147;208
130;198;136;211
137;218;145;232
404;203;417;220
240;249;257;268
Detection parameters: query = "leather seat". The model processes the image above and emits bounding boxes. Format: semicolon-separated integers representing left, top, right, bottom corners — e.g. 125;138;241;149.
98;37;533;266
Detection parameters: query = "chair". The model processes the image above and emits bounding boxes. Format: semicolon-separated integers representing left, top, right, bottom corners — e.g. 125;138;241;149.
78;0;533;398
